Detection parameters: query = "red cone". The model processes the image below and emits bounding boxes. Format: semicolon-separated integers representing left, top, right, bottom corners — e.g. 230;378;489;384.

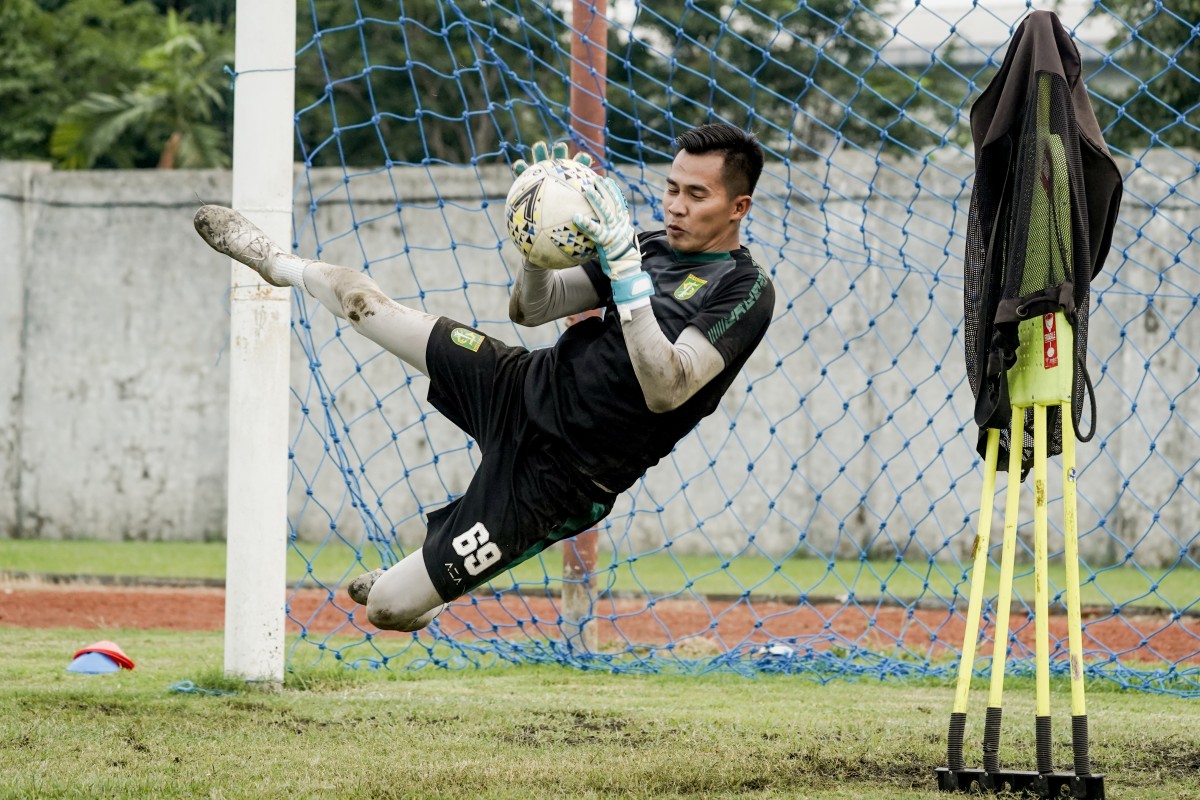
73;640;135;670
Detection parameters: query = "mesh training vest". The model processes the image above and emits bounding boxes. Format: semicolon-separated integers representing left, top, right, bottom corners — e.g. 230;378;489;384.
964;10;1123;473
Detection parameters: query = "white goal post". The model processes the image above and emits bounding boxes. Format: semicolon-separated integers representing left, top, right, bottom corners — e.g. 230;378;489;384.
223;0;296;684
219;0;613;680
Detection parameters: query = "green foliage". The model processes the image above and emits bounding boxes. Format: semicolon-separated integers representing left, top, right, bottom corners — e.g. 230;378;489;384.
0;0;165;162
295;0;569;167
3;0;974;169
855;43;981;156
149;0;235;25
291;0;974;167
607;0;862;160
603;0;966;163
50;8;233;169
1098;0;1200;153
14;1;1178;170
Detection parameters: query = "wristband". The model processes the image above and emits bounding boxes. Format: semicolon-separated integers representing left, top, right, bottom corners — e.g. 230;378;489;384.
612;271;654;306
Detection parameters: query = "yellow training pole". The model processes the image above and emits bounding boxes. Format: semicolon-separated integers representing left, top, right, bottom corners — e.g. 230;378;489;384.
1032;403;1053;774
982;405;1025;774
1061;399;1092;775
947;428;1002;771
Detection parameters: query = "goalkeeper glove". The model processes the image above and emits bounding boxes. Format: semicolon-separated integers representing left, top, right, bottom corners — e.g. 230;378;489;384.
573;177;653;320
511;140;593;177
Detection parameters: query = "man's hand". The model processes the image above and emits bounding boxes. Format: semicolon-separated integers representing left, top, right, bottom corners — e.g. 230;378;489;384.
511;140;593;177
573;177;653;319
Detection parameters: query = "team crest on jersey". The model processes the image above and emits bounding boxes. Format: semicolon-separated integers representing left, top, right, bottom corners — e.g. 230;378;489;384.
673;274;708;300
450;327;484;352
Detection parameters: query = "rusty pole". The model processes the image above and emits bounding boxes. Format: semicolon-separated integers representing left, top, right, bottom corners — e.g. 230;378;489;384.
561;0;608;652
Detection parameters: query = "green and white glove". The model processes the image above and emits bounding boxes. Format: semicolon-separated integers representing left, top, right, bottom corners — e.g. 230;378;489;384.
573;177;653;320
511;140;593;177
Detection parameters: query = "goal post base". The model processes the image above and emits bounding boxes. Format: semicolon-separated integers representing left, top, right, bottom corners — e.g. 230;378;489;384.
935;767;1106;798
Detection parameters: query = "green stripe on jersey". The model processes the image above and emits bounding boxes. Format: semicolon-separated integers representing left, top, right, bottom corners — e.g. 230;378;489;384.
670;249;735;263
706;268;768;343
509;502;610;569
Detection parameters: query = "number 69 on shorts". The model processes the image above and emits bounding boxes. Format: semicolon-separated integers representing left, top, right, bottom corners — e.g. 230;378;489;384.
452;522;502;577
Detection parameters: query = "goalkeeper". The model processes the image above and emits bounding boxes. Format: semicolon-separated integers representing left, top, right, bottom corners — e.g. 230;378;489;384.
193;122;774;632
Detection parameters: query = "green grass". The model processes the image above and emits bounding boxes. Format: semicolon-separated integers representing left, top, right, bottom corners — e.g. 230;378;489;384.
2;538;1192;613
1;627;1198;799
1;539;230;581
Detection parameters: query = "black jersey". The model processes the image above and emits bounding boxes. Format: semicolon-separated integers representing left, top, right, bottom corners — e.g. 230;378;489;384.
523;230;775;491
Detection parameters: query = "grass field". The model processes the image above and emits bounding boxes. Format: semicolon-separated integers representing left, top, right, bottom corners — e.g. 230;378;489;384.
2;538;1192;612
2;627;1200;799
3;541;1200;798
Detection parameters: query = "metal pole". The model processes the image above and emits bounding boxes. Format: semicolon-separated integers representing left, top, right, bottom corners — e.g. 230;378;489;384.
570;0;608;162
223;0;296;684
560;0;608;652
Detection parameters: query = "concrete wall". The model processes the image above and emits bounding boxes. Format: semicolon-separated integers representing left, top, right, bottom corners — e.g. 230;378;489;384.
0;163;44;539
1;166;231;540
1;154;1196;569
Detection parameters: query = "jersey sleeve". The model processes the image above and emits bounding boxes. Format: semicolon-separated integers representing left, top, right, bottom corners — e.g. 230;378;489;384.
580;256;611;301
687;267;775;366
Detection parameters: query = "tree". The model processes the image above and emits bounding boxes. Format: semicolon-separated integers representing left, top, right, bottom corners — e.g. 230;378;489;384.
290;0;968;168
295;0;569;167
856;41;979;157
596;0;973;165
50;9;233;169
604;0;895;162
0;0;166;162
1097;0;1200;154
151;0;235;26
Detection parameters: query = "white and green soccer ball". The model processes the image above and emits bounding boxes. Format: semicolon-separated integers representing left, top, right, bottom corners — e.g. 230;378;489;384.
505;158;600;270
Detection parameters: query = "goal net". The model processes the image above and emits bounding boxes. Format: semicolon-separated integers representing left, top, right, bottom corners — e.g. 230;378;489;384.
271;0;1200;693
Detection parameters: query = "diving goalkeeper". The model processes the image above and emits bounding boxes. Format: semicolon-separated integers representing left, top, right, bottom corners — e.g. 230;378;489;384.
193;122;775;631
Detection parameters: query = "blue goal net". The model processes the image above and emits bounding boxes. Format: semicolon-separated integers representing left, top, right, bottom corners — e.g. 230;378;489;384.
271;0;1200;694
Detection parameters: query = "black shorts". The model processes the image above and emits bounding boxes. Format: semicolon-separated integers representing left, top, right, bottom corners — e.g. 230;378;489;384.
421;317;615;602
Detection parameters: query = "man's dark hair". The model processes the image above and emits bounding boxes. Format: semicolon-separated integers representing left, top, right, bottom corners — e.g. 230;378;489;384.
674;123;764;198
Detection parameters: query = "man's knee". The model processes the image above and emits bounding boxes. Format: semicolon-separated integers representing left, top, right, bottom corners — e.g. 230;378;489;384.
362;547;447;632
366;597;445;632
339;287;389;325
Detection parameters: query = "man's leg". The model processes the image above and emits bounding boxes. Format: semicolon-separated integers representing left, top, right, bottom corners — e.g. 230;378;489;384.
194;205;446;622
302;265;437;376
193;205;436;375
348;548;446;632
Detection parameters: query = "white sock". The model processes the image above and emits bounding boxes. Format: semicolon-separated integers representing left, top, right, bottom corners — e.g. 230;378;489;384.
271;253;309;293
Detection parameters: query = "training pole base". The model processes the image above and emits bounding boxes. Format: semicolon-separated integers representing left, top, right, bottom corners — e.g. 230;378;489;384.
935;767;1106;798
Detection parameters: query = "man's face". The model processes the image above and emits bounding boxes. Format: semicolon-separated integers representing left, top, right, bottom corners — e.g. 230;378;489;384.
662;150;749;253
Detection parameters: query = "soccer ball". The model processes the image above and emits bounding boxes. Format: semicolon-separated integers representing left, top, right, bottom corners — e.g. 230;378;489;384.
505;158;599;269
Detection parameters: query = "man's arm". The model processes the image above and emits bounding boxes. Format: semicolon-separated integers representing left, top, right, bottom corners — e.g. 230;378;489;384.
621;308;726;413
508;261;603;327
568;177;725;411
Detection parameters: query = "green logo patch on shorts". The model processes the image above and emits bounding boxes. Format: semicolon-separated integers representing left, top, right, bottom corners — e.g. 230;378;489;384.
673;274;708;300
450;327;484;352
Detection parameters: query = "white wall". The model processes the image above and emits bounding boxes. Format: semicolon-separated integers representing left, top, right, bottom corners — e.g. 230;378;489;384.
0;156;1196;570
1;168;231;540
